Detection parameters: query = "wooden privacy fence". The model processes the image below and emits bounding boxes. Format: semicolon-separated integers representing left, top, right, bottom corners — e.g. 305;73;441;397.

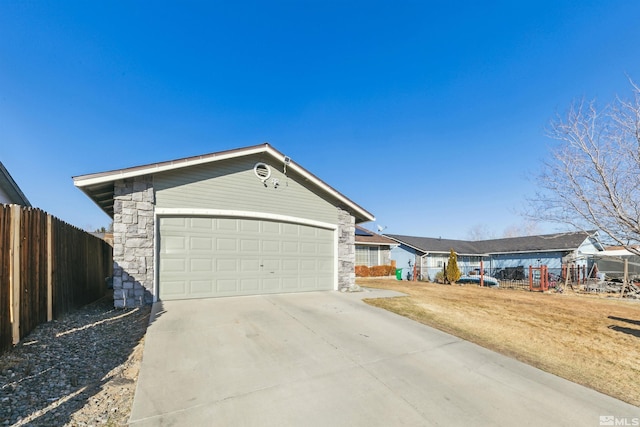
0;204;112;354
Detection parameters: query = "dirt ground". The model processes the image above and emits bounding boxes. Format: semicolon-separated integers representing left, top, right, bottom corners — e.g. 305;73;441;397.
357;278;640;407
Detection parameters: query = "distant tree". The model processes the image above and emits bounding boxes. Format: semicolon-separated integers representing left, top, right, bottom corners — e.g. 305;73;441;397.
501;221;541;238
466;224;496;241
529;79;640;256
445;249;461;285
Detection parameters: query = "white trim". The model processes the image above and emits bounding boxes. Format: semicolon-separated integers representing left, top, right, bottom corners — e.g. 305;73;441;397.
486;249;574;256
74;146;267;187
154;208;337;230
333;228;339;291
153;215;159;303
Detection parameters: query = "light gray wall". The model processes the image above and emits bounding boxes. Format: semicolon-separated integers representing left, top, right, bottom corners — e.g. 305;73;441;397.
154;155;339;225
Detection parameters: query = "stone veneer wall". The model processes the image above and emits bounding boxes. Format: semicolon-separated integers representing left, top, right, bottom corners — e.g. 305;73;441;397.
112;176;155;307
337;208;356;291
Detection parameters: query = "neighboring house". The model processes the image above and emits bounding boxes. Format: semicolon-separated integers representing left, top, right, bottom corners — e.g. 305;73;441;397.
592;247;640;280
73;143;375;307
0;161;31;206
387;231;603;281
354;225;397;267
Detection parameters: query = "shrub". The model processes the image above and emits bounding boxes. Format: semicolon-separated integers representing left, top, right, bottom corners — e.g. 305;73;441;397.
435;271;445;283
356;265;396;277
370;265;396;276
355;265;370;277
445;249;461;284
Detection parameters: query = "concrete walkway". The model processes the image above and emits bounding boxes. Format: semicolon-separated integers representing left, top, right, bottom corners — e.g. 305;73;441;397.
129;288;638;426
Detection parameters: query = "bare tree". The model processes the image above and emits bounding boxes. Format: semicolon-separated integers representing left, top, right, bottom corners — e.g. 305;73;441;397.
502;221;541;238
529;80;640;256
466;223;496;241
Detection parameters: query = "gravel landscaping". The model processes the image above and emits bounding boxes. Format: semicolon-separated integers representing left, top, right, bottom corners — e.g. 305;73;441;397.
0;292;151;426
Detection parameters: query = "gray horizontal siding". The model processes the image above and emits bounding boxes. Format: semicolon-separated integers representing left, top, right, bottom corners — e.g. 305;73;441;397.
154;155;338;225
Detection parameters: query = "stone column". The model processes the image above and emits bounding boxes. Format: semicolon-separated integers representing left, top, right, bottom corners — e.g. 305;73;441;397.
112;176;155;307
337;208;356;291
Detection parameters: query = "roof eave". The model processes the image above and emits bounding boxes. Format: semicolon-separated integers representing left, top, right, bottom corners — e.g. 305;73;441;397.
0;162;31;207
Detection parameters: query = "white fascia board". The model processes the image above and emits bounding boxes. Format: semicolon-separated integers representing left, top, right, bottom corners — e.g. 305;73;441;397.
388;240;426;255
487;248;575;256
154;208;337;230
73;146;268;188
355;241;394;246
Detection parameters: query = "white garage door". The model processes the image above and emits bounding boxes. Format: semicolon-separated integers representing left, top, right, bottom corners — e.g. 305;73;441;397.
158;216;335;300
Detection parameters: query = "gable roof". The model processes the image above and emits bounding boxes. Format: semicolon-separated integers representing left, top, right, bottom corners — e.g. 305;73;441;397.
73;143;375;222
386;230;597;256
385;234;480;255
0;162;31;207
473;231;597;254
355;225;397;246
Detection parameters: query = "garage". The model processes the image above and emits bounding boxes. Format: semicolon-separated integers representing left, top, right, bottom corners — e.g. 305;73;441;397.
73;143;374;307
158;216;334;300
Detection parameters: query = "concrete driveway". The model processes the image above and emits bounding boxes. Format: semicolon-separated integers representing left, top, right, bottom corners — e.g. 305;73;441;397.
129;288;638;426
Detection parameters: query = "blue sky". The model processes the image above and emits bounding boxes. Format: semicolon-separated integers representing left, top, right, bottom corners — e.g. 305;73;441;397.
2;1;639;239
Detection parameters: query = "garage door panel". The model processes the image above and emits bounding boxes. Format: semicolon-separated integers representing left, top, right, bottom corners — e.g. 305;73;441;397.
300;276;318;288
240;259;261;272
217;218;239;231
282;241;299;253
191;280;213;294
159;217;335;300
240;239;260;252
163;258;187;273
262;258;280;273
240;220;260;232
216;259;238;272
281;223;299;236
300;242;318;254
191;217;213;230
240;278;260;291
162;280;187;296
261;240;280;252
162;217;186;228
262;222;280;234
190;258;213;272
318;258;333;271
282;277;299;289
262;277;281;291
282;259;298;272
216;238;238;252
190;237;213;250
164;236;186;252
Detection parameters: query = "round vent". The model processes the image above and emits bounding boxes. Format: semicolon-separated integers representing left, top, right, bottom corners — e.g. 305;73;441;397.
254;162;271;181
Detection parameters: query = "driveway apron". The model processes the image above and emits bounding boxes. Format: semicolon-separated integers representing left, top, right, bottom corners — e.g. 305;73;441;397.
129;288;638;426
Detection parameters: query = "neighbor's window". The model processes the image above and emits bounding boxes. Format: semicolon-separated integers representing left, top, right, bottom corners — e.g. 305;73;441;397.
356;246;379;266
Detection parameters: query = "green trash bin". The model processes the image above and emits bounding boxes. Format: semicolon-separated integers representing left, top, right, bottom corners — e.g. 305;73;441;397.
395;268;403;280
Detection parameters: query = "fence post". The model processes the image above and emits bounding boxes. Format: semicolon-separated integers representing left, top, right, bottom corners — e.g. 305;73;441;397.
47;214;53;321
9;205;21;345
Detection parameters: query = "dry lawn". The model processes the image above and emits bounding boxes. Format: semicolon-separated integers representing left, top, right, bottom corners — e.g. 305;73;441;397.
358;278;640;407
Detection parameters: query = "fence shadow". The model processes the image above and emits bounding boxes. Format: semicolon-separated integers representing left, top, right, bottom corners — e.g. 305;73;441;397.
0;292;152;425
608;325;640;338
607;316;640;326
